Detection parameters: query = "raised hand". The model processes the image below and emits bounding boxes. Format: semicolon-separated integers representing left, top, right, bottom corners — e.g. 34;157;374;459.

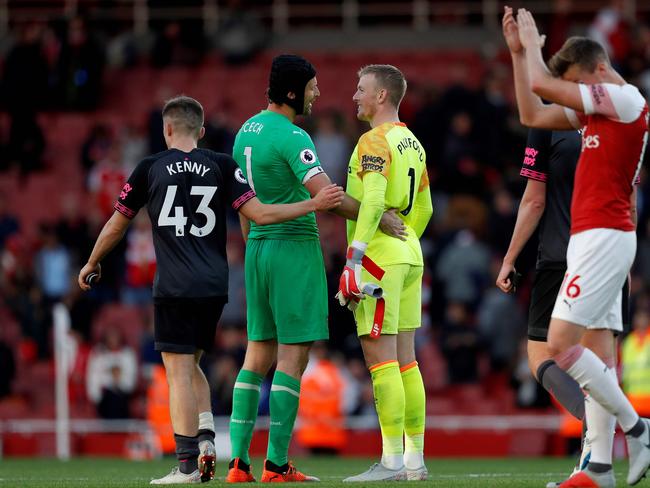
516;8;545;50
502;6;523;54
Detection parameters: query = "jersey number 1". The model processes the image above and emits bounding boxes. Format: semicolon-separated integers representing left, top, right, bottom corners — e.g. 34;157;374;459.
158;185;217;237
401;168;416;216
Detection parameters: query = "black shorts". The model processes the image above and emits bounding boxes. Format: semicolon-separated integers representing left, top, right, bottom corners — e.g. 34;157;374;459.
154;296;227;353
528;268;631;341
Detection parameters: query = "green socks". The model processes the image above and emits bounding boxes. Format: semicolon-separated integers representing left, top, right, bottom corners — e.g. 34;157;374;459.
267;370;301;467
401;361;426;469
370;360;405;469
229;369;263;464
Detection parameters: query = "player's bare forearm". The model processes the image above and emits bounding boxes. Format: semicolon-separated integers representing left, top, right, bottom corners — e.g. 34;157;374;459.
330;193;360;220
240;185;343;225
503;192;545;265
512;51;543;126
79;211;130;290
239;214;250;243
87;211;131;266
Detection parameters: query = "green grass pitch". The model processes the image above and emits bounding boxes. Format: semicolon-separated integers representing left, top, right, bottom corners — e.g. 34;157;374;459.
0;456;637;487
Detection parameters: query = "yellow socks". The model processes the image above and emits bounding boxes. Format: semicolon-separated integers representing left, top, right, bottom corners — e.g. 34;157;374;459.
369;360;405;469
401;361;425;469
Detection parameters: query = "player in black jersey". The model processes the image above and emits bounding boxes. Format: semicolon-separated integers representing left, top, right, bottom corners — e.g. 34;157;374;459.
78;96;343;485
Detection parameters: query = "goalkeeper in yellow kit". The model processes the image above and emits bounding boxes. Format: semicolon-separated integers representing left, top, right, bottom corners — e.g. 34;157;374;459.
337;65;432;482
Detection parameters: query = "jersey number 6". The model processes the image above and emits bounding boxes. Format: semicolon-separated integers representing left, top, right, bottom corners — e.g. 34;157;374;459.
158;185;217;237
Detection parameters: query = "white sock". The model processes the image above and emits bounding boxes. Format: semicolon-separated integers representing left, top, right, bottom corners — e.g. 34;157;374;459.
198;411;215;433
565;347;638;432
584;391;615;465
404;433;424;469
381;453;404;470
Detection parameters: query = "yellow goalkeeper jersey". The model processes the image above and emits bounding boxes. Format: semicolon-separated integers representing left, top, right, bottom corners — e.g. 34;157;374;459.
346;122;432;267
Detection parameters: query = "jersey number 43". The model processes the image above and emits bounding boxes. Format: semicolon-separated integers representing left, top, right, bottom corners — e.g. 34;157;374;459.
158;185;217;237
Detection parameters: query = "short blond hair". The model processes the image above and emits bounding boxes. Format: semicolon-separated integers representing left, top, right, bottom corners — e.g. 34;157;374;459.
358;64;407;108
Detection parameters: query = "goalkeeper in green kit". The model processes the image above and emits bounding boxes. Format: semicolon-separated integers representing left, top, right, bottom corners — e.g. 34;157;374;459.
227;54;406;483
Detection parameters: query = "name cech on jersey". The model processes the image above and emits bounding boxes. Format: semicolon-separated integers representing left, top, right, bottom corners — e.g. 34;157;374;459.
242;121;264;134
166;160;212;176
396;137;424;162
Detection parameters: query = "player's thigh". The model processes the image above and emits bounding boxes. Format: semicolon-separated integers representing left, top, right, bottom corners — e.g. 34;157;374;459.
244;239;276;341
398;265;423;332
267;239;328;344
355;264;409;337
154;296;226;354
551;228;635;332
528;268;566;342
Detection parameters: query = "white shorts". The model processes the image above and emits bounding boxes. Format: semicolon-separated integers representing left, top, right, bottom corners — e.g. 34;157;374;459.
551;228;636;331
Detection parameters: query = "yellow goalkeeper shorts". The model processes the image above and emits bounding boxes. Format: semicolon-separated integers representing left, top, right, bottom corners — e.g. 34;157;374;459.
354;264;423;337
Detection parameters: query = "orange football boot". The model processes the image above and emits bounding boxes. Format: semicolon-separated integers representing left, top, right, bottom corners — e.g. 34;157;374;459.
260;460;320;482
226;458;256;483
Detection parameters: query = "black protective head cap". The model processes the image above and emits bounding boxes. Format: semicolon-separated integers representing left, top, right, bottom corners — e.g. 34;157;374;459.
268;54;316;115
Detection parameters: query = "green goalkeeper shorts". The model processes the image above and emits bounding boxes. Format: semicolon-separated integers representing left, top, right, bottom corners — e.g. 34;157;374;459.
245;238;329;344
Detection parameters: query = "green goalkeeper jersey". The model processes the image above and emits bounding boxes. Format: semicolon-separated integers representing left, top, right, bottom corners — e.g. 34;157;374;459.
233;110;325;240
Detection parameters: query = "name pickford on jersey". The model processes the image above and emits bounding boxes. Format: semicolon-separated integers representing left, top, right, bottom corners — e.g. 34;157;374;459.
395;136;424;161
165;159;212;176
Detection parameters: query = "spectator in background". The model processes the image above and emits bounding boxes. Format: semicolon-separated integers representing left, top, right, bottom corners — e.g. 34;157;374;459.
81;123;114;185
56;16;105;110
220;235;246;328
622;309;650;417
201;109;236;154
119;124;148;174
588;0;631;69
86;327;137;419
0;325;16;399
0;194;20;250
34;224;71;303
440;301;482;384
511;338;551;409
436;228;491;307
5;112;45;180
122;213;155;305
87;144;127;219
55;194;93;267
297;342;348;455
477;260;526;372
313;110;350;186
208;353;239;415
215;0;267;65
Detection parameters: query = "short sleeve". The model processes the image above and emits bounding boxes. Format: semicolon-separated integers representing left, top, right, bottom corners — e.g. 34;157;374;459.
579;83;645;123
357;130;391;178
222;155;256;210
563;106;587;130
114;158;152;218
520;129;552;183
281;128;324;184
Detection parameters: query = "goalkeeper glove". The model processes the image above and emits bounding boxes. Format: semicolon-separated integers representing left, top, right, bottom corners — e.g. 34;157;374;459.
336;241;383;310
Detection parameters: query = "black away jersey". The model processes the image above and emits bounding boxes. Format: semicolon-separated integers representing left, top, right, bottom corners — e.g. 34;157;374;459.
115;148;255;297
520;129;581;269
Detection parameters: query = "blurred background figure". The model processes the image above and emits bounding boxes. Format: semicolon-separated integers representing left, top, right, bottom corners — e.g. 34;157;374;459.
86;327;137;419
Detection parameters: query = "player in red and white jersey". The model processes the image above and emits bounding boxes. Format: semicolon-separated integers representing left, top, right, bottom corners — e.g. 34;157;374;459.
506;7;650;487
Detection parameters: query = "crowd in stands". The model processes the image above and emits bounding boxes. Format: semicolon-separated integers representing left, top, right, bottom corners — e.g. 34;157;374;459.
1;1;650;432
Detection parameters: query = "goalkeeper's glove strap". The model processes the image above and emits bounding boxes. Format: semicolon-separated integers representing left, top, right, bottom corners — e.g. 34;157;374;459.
369;297;386;338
